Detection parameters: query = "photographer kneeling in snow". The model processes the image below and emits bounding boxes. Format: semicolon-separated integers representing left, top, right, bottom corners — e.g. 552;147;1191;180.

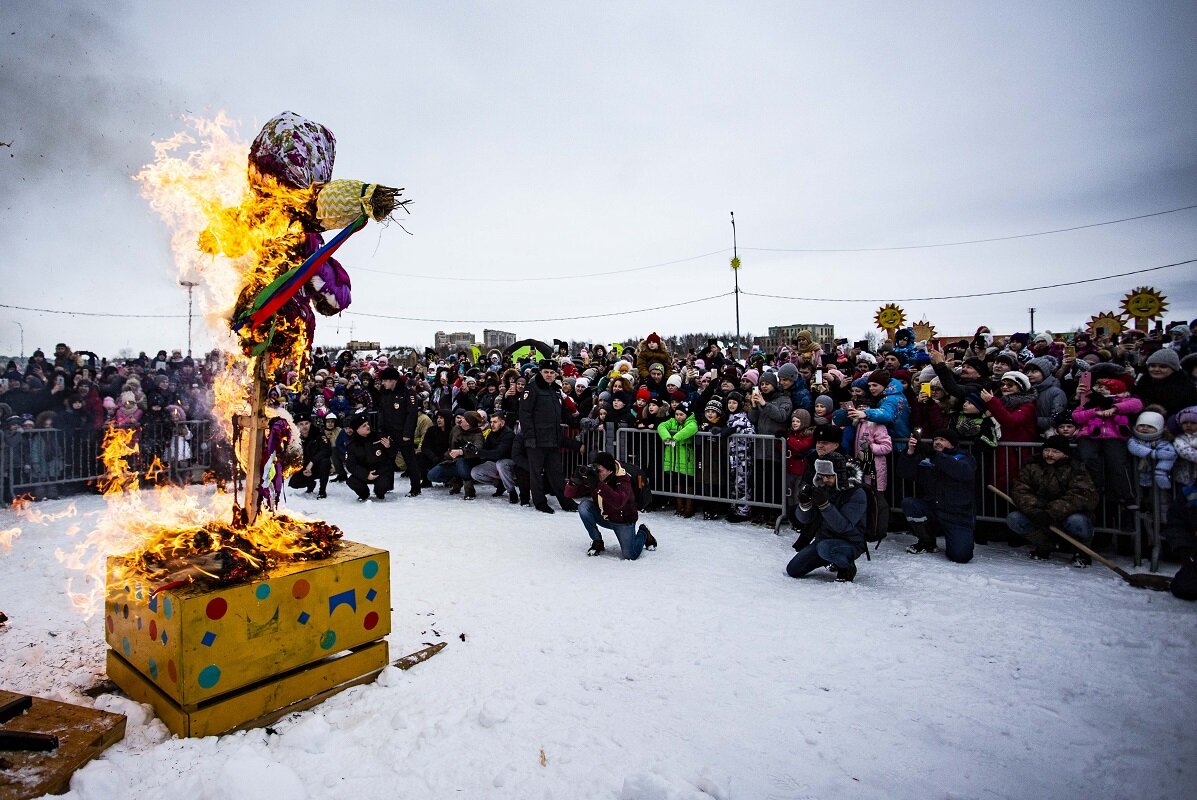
786;453;867;582
565;451;657;559
896;428;976;562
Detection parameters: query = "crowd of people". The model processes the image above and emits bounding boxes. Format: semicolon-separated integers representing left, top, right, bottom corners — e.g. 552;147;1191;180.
4;320;1197;598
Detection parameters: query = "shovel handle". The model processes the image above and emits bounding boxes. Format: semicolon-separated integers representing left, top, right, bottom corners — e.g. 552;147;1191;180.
986;484;1134;580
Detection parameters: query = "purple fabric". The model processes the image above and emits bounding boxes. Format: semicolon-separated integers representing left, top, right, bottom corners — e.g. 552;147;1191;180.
248;112;336;190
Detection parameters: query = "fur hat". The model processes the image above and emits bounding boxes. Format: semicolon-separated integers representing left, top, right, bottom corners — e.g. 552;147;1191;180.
932;428;960;447
1000;371;1031;393
1009;332;1031;346
812;425;841;444
538;358;560;372
1146;348;1182;371
379;366;402;381
1042;435;1073;454
726;390;745;407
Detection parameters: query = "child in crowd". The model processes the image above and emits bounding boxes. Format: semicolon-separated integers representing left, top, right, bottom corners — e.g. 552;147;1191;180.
1173;406;1197;508
1072;376;1143;510
723;392;755;523
658;401;698;517
1128;410;1176;514
785;410;816;522
813;395;834;426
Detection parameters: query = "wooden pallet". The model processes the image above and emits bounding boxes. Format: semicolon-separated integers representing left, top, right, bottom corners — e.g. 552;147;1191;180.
0;690;126;799
106;638;388;738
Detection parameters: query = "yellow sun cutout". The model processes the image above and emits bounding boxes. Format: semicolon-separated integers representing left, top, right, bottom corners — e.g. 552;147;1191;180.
1086;312;1125;338
912;320;937;343
874;303;906;333
1120;287;1168;321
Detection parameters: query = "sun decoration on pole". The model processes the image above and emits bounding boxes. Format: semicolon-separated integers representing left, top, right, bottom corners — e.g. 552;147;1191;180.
730;256;741;271
1119;287;1168;330
873;303;906;337
1086;311;1126;338
911;319;937;343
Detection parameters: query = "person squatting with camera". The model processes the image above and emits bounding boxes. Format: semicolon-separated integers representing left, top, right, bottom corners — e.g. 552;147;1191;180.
564;451;658;559
785;452;868;582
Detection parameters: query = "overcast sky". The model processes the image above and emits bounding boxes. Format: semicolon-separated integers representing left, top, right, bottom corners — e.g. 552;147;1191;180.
2;0;1195;358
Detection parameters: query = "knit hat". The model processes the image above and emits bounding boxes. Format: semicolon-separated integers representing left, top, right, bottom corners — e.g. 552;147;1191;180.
574;377;590;392
963;357;990;378
892;368;912;383
758;371;779;389
1146;348;1182;371
932;428;960;447
1134;411;1166;442
1024;356;1056;377
993;353;1020;370
665;373;683;390
464;410;484;428
1042;435;1073;454
814;394;834;411
792;409;812;429
918;365;937;384
612;391;630;405
962;392;985;413
911;351;932;366
1000;371;1031;393
675;400;690;413
777;362;800;381
742;369;759;386
704;398;723;416
726;390;744;407
646;332;662;344
851;377;869;391
635;386;651;402
1009;332;1031;346
812;426;841;444
867;369;892;387
649;362;665;374
1176;406;1197;425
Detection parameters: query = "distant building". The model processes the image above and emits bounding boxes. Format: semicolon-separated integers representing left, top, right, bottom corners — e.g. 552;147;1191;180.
483;329;517;350
345;340;382;352
754;323;835;353
434;330;476;351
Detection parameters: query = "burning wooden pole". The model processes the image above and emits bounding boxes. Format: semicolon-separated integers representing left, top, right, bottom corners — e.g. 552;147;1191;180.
234;358;271;527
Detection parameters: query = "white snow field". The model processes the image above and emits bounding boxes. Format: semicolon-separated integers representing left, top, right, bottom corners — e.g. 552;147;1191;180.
1;487;1194;800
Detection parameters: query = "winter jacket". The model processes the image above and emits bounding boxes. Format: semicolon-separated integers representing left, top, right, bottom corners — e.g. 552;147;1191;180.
860;379;912;442
1031;375;1068;434
747;390;792;437
346;433;391;481
1173;432;1197;487
1010;457;1099;522
476;425;515;462
932;362;986;401
518;375;565;449
1072;395;1143;441
564;461;639;523
896;445;976;518
373;383;419;440
636;342;674;380
724;411;755;463
1128;437;1177;490
794;486;868;555
300;429;332;471
852;420;893;491
1134;371;1197;418
658;414;698;476
985;394;1037;443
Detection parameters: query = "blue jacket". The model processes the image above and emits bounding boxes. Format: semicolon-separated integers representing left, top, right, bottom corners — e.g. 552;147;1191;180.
861;379;911;442
897;445;976;518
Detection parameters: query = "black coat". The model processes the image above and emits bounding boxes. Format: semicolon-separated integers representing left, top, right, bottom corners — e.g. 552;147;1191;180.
373;383;418;439
1134;371;1197;418
346;434;390;481
896;446;976;518
518;375;564;449
476;425;515;461
301;430;332;470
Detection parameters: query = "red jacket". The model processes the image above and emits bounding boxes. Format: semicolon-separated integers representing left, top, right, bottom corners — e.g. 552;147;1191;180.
985;396;1038;444
785;432;814;475
564;463;638;523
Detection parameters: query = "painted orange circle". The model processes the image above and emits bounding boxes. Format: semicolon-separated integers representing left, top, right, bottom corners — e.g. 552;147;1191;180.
292;579;311;600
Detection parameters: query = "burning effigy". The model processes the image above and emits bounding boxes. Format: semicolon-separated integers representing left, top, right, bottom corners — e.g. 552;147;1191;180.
89;112;406;735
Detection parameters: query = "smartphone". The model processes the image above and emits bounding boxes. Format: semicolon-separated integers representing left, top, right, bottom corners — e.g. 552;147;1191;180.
913;427;922;438
920;382;932;397
815;369;823;385
1065;345;1076;358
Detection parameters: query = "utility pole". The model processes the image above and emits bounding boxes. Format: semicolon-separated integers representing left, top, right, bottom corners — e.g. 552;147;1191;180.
179;280;199;357
1028;307;1036;335
730;211;741;360
12;321;23;358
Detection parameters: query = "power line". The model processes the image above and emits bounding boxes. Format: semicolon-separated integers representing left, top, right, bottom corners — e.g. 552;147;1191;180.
343;292;735;324
741;203;1197;253
740;258;1196;303
0;303;186;318
353;248;731;282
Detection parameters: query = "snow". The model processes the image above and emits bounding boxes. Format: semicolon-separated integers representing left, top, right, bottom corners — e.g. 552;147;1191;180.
2;488;1195;800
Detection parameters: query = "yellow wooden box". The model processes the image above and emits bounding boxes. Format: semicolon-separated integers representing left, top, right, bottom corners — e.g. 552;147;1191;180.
104;541;390;707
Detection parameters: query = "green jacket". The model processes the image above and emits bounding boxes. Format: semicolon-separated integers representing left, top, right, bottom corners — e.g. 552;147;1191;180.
658;414;698;476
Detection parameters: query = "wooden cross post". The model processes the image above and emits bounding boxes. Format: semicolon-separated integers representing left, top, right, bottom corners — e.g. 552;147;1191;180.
235;357;271;527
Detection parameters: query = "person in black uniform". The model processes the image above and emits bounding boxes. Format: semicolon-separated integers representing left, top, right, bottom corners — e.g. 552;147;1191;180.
345;410;394;501
517;359;577;514
287;413;331;498
373;366;423;496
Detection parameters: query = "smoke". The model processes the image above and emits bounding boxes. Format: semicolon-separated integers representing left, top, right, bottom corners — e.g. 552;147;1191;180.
0;0;178;208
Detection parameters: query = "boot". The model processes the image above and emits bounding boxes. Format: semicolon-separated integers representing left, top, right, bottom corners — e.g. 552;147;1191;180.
682;499;695;519
508;488;519;504
493;485;506;498
640;525;657;551
587;539;605;556
834;561;858;582
905;521;938;554
449;477;462;495
674;498;685;516
463;480;476;500
559;497;578;512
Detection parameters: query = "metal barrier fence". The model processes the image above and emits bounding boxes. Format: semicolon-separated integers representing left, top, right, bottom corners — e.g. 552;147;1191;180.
0;420;215;502
881;441;1164;570
613;427;788;532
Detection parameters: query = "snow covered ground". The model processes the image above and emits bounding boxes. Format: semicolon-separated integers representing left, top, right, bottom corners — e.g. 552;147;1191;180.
1;487;1195;800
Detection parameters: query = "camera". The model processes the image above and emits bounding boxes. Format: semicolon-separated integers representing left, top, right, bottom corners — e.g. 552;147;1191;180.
572;464;598;491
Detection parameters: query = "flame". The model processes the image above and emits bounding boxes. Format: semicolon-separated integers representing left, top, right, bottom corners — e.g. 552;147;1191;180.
2;496;80;553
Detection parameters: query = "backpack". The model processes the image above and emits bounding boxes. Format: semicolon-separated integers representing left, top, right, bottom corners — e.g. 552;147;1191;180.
622;461;654;511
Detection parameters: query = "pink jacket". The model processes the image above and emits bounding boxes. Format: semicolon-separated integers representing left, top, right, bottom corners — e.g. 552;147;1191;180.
1072;396;1143;440
854;419;893;491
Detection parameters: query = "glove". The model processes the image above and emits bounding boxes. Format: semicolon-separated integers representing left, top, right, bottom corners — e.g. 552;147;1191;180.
797;483;815;507
810;486;830;509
